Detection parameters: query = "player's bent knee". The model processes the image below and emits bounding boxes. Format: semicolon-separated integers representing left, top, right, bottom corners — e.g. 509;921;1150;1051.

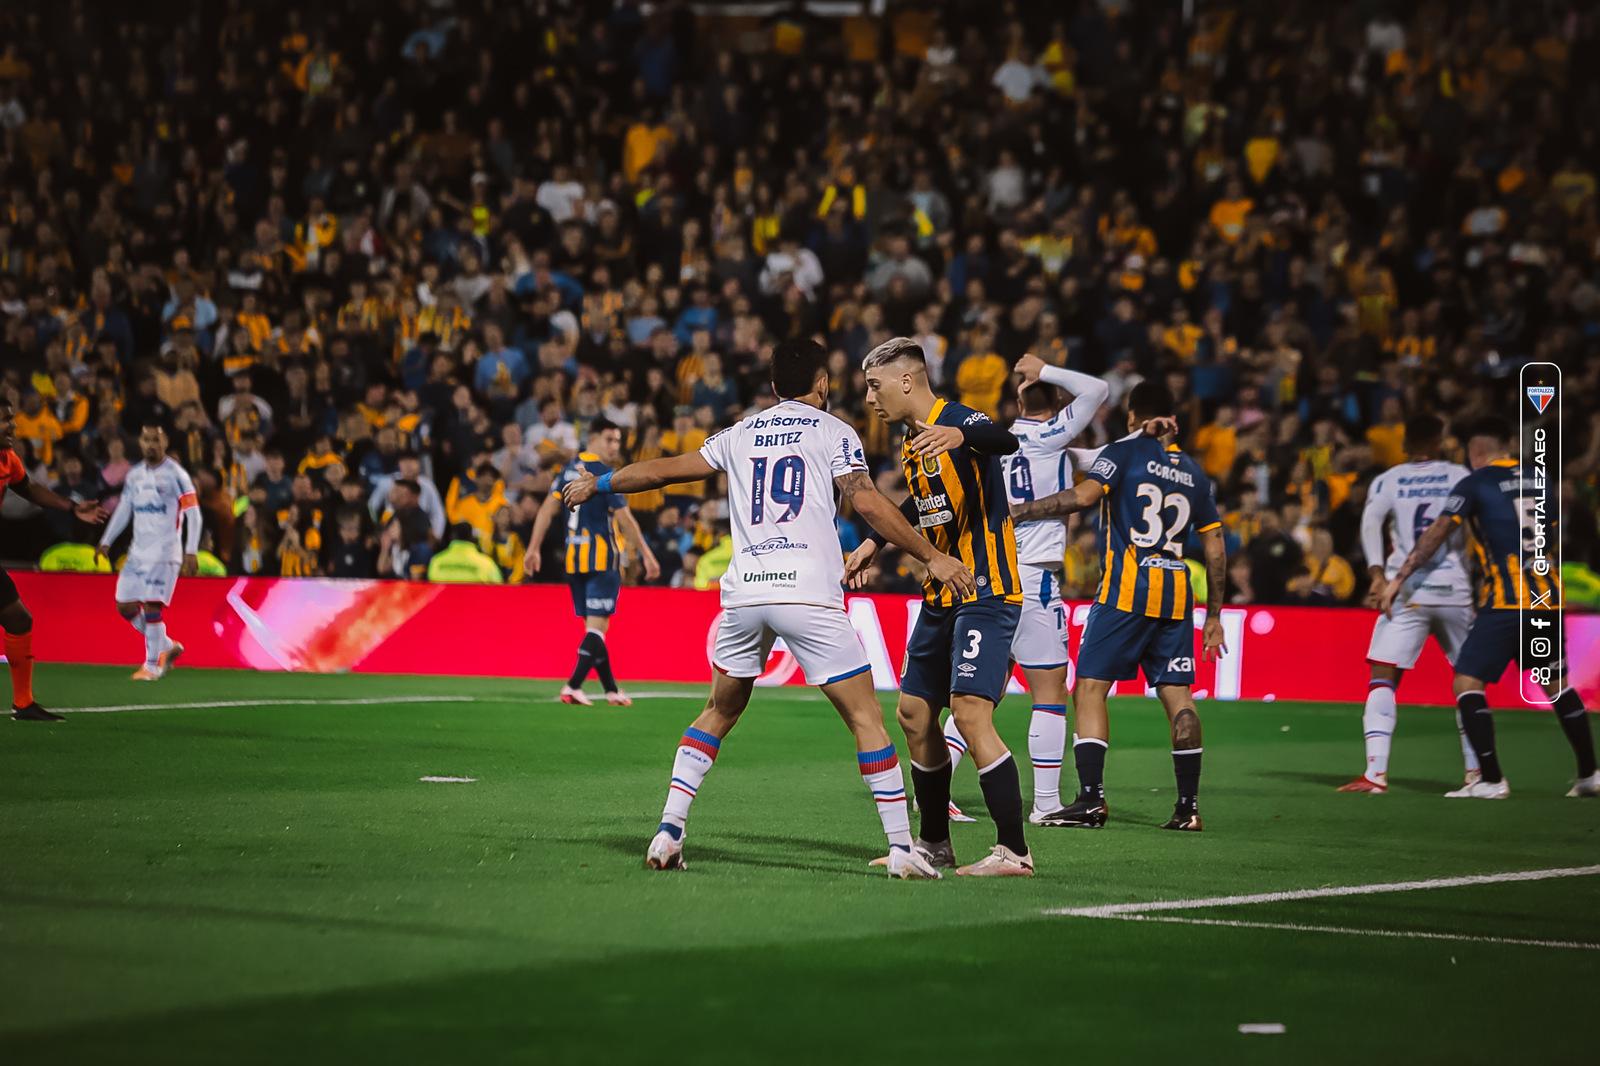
117;602;140;619
0;601;31;634
950;696;996;735
1453;674;1488;697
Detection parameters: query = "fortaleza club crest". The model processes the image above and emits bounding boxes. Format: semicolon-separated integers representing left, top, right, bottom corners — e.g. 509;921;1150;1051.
1526;385;1555;414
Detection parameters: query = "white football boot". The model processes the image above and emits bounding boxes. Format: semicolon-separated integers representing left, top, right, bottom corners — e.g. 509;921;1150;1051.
955;844;1035;877
559;686;593;706
1444;778;1510;799
645;830;685;870
1565;771;1600;798
885;847;942;880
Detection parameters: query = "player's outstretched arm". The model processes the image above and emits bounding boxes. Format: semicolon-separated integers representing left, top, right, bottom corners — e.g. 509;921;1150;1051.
907;415;1020;461
1380;515;1455;613
839;472;976;598
1010;478;1102;523
1201;526;1228;661
18;476;108;524
561;452;716;507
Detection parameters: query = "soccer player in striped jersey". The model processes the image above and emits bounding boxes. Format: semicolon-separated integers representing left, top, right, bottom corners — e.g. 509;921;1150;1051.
560;339;973;878
527;419;660;706
0;398;109;720
1010;382;1227;831
847;337;1034;877
1381;416;1597;798
940;352;1108;824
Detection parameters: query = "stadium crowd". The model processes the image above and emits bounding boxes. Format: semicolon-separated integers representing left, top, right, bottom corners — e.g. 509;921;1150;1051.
2;0;1599;604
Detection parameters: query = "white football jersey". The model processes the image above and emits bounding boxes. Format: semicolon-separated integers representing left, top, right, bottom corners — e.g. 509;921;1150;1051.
103;458;201;564
699;399;867;609
1361;459;1472;606
1005;365;1108;566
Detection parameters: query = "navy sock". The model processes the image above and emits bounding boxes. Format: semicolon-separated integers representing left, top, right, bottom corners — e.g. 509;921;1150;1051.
1553;688;1596;778
910;759;952;844
978;754;1027;854
566;632;596;688
1457;691;1501;783
587;632;619;693
1074;738;1107;801
1172;747;1202;810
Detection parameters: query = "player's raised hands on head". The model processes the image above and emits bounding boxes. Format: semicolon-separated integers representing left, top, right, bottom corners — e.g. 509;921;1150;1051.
561;472;598;508
1014;353;1045;385
1202;615;1227;662
926;552;977;599
842;540;878;589
1139;416;1179;439
907;421;964;461
75;499;109;524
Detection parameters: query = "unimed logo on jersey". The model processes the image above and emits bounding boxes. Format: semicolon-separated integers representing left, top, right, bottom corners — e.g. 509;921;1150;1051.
744;570;797;583
1526;385;1554;413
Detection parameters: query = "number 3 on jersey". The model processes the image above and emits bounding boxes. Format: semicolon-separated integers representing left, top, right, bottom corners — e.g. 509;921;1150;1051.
1130;483;1192;555
750;455;805;524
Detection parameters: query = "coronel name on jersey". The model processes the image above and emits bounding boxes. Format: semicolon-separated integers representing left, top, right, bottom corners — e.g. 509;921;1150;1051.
1145;459;1195;487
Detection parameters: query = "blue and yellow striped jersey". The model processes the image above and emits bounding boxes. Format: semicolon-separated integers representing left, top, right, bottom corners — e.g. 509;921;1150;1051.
1442;458;1560;611
1083;436;1221;620
555;453;625;575
898;399;1022;607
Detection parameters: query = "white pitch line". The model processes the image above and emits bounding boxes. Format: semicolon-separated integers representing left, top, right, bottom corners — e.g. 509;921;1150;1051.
1046;864;1600;917
58;695;478;714
1099;914;1600;952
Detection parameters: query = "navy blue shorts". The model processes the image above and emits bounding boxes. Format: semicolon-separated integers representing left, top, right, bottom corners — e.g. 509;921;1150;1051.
1454;609;1530;684
568;570;622;618
901;597;1021;708
1076;602;1196;687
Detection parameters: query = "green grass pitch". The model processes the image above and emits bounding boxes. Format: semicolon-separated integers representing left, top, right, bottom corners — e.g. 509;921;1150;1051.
1;665;1595;1063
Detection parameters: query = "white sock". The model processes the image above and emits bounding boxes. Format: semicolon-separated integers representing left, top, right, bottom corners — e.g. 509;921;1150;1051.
1028;703;1068;811
943;714;968;773
124;611;146;637
1363;679;1397;779
144;616;168;670
858;743;912;851
1455;709;1481;772
658;726;720;840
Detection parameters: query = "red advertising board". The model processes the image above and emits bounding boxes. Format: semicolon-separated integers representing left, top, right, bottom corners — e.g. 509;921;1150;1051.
13;572;1597;706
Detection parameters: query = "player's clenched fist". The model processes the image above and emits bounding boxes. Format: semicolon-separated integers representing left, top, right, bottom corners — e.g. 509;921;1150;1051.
925;553;977;599
560;472;598;507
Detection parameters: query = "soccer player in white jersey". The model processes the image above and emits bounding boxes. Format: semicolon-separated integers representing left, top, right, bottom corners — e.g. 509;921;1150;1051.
941;352;1108;824
560;339;976;878
95;424;201;680
1339;414;1479;793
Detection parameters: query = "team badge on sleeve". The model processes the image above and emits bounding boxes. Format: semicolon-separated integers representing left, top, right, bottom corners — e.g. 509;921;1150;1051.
1090;457;1118;480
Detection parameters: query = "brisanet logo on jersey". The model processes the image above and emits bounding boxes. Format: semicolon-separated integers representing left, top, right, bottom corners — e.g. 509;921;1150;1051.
1520;362;1561;706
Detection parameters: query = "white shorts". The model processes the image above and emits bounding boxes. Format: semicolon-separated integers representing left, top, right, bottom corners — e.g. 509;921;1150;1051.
115;558;181;605
1012;562;1069;670
712;603;870;686
1366;602;1475;670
